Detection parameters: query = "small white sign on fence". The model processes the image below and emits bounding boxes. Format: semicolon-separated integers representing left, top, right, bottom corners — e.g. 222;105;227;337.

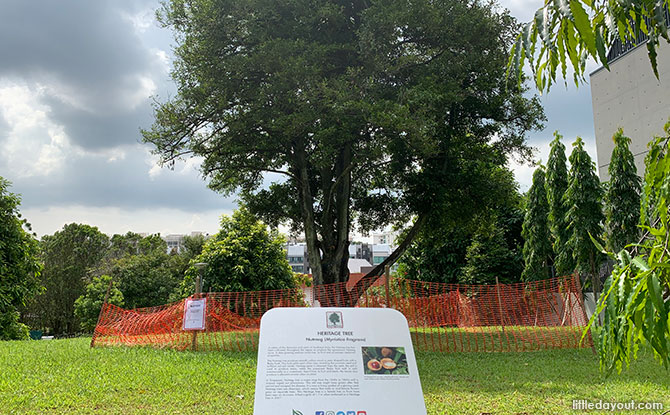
182;298;206;331
253;307;427;415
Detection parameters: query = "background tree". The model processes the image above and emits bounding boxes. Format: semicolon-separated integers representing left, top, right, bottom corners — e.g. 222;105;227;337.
398;166;524;284
509;0;670;91
585;122;670;373
546;132;574;276
0;178;42;340
74;275;124;332
107;232;144;259
461;213;524;285
565;137;605;296
398;228;470;284
28;223;109;335
144;0;544;293
98;232;191;309
182;234;206;259
605;129;642;253
108;252;184;309
522;167;552;281
176;207;295;295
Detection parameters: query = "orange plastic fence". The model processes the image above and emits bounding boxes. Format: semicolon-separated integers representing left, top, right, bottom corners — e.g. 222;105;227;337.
91;275;592;352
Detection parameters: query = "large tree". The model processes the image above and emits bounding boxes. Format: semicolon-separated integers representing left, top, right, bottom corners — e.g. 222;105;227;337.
546;132;573;276
28;223;109;335
0;178;42;340
522;167;552;281
605;129;641;253
143;0;543;296
565;137;605;296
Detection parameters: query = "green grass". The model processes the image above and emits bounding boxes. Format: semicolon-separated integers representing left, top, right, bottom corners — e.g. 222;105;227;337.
96;326;589;353
1;337;668;414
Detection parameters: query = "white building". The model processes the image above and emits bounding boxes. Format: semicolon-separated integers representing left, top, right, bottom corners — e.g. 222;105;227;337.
286;244;309;273
348;258;372;273
590;11;670;181
372;244;391;265
371;230;399;245
163;231;207;254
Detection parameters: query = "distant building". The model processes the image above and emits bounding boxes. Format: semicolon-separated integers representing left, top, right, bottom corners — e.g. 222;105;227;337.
372;244;391;265
286;240;397;274
590;9;670;181
163;231;207;254
371;230;399;245
286;244;309;273
348;258;372;273
348;243;372;262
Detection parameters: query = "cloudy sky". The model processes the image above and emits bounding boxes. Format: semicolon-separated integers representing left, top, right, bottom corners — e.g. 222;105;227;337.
0;0;598;238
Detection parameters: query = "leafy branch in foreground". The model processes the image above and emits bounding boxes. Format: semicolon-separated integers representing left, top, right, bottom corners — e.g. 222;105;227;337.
583;121;670;374
509;0;670;92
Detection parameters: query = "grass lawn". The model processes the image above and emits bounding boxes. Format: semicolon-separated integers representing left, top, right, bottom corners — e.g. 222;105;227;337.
1;337;668;414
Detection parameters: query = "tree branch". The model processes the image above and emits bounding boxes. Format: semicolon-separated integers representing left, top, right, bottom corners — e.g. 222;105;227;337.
346;212;429;305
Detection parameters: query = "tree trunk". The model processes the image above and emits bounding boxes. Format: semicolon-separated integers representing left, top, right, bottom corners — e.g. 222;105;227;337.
296;150;323;286
589;251;600;306
344;213;429;306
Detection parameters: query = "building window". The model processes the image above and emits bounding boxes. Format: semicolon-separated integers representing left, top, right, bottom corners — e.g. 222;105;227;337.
288;256;303;264
292;265;304;273
373;256;387;264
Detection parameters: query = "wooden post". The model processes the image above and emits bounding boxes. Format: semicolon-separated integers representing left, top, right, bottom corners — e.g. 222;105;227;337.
191;273;202;351
90;279;113;348
495;277;505;335
384;265;391;308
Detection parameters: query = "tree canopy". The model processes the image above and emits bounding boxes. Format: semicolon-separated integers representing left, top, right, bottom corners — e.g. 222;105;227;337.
522;167;552;281
565;137;604;294
177;208;295;295
605;129;641;253
546;132;573;276
0;178;42;340
143;0;544;292
74;275;124;333
28;223;109;335
398;166;524;284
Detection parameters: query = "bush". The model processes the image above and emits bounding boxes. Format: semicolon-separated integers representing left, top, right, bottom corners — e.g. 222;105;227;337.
74;275;124;332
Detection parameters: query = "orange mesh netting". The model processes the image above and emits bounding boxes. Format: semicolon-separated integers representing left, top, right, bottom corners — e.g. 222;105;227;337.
92;274;592;352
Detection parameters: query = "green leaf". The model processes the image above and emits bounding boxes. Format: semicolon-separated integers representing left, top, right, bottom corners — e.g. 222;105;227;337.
553;0;573;18
589;232;607;254
646;41;660;79
535;8;548;44
595;25;609;69
631;256;650;272
563;21;580;73
569;0;597;56
647;272;665;312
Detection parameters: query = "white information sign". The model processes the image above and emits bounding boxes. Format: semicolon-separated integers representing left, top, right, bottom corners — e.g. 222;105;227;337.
253;307;427;415
182;298;206;331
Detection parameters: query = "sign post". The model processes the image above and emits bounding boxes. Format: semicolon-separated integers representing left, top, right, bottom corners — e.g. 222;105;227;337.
187;263;207;351
253;308;427;415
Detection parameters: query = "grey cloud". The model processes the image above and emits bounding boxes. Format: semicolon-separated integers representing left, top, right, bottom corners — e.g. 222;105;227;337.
0;0;167;149
0;114;9;143
5;144;235;213
43;95;154;149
